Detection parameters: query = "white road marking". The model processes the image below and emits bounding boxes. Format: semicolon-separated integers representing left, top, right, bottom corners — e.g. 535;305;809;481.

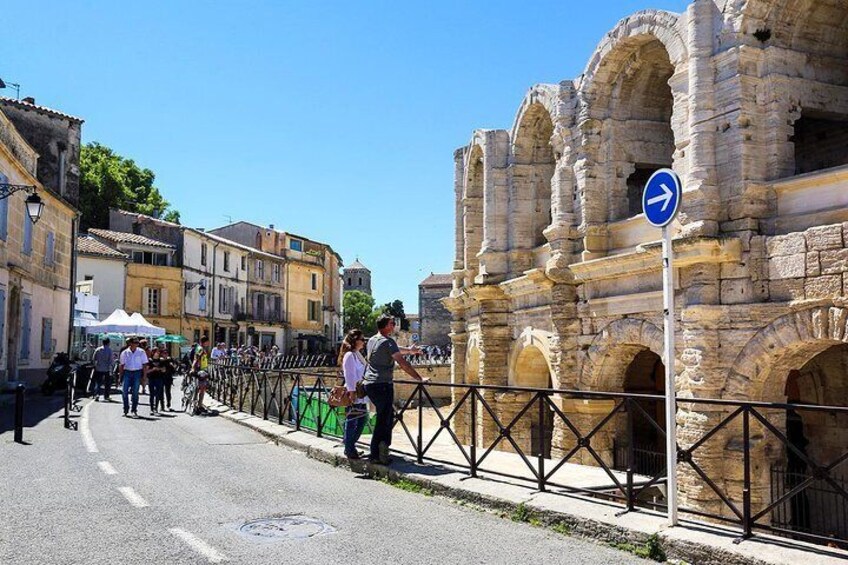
169;528;227;563
80;402;99;453
97;461;118;475
117;486;149;508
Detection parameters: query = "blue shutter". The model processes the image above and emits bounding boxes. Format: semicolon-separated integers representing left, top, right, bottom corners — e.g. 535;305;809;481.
22;214;32;255
0;289;7;359
20;298;31;360
44;232;55;266
42;318;52;356
0;173;8;240
199;280;207;311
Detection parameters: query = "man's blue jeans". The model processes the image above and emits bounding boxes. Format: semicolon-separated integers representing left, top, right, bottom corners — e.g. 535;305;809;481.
363;382;394;459
343;404;368;456
122;370;142;414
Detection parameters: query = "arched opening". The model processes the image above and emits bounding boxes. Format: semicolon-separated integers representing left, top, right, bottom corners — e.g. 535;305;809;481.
613;350;666;477
512;345;554;458
769;343;848;541
463;146;484;283
591;37;676;222
511;104;554;253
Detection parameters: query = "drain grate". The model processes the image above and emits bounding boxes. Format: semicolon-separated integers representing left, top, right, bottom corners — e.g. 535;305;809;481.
238;516;336;542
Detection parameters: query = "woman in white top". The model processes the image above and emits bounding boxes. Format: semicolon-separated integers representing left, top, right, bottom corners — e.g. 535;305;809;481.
339;329;369;459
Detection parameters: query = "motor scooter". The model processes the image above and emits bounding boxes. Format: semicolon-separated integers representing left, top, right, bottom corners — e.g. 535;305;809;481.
41;352;81;396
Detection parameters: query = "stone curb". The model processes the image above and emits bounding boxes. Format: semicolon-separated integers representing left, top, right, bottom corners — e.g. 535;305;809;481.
204;398;847;565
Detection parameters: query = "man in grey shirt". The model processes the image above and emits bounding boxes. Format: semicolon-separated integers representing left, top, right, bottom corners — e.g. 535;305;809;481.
92;338;115;402
364;314;427;464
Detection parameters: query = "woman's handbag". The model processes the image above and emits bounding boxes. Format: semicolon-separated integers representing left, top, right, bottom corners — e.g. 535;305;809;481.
328;384;353;407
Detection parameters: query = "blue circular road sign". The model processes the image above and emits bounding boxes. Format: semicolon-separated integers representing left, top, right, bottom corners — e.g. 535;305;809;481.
642;168;682;228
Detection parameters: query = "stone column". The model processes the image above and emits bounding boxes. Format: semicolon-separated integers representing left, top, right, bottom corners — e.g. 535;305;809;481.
453;148;466;273
448;321;470;445
478;130;510;284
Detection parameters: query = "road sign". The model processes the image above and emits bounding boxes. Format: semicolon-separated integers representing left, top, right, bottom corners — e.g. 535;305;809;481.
642;168;682;527
642;168;682;227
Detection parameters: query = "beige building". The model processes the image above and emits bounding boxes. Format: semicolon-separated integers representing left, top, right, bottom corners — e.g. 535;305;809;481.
0;100;81;386
447;0;848;541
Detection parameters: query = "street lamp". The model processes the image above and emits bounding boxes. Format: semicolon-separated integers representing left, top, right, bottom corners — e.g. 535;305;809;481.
0;183;45;224
184;279;207;296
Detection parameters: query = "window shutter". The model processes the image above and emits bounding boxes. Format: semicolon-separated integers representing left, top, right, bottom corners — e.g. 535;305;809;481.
274;295;282;319
160;287;168;316
20;298;31;360
199;280;207;311
229;287;235;314
142;287;150;315
22;215;32;255
0;288;7;359
44;232;55;266
42;318;53;356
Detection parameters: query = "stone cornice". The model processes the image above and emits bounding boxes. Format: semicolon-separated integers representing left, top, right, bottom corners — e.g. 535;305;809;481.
466;284;507;302
499;268;553;298
569;236;742;283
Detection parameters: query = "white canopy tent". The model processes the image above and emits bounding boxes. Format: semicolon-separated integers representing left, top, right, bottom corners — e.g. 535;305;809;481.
85;309;166;336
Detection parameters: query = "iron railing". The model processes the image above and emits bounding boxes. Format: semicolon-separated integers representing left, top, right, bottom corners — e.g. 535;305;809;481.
206;362;848;549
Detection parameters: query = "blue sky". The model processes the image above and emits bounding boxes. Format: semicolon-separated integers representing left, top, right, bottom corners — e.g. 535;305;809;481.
2;0;690;310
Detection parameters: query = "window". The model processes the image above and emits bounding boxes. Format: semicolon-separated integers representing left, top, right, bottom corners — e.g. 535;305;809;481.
199;280;207;311
145;288;161;315
272;264;281;283
307;299;322;322
241;256;246;271
223;251;230;272
358;277;362;286
256;259;264;280
290;239;303;252
201;243;207;267
44;232;55;267
347;277;351;286
41;318;53;358
256;294;265;318
22;214;32;256
131;251;167;265
84;275;93;281
274;296;282;319
311;273;317;291
193;329;201;343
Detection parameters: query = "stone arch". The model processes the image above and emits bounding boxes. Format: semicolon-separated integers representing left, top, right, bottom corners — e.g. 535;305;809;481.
508;328;555;388
462;143;485;283
724;306;848;403
509;87;557;259
580;318;664;391
576;10;688;226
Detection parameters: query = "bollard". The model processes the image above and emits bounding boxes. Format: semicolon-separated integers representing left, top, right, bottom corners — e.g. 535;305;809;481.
14;383;25;443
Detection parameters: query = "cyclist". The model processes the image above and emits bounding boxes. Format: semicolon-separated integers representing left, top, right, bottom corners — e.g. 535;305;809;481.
191;336;211;414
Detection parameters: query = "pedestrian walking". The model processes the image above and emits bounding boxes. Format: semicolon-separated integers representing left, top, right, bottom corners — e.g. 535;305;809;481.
139;339;151;395
120;337;149;418
339;329;369;459
363;314;427;464
158;345;176;411
147;349;166;415
91;338;114;402
191;336;211;415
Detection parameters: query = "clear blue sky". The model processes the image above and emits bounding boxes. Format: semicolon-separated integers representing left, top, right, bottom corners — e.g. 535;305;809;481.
2;0;689;310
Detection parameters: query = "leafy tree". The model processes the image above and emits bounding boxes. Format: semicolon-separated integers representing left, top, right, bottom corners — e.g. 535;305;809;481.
79;142;181;230
379;299;409;331
343;290;376;334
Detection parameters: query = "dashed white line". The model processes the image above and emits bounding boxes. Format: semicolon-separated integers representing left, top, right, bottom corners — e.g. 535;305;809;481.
169;528;227;563
80;402;99;453
117;486;149;508
97;461;118;475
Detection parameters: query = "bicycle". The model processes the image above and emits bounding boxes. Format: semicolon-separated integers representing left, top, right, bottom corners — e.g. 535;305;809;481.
181;372;199;414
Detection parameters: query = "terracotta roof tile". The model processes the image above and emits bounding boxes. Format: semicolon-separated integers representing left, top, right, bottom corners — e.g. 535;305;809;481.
88;228;175;249
77;235;128;259
0;97;84;123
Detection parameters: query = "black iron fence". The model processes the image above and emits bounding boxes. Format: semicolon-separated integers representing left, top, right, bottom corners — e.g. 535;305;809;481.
207;362;848;549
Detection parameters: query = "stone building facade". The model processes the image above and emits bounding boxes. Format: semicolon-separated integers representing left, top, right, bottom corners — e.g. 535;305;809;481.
419;273;452;347
446;0;848;533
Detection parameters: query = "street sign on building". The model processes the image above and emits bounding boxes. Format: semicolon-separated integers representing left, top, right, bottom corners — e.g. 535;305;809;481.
642;168;681;527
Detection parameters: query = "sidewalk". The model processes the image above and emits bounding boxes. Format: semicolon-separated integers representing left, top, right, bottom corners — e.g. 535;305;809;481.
204;397;848;565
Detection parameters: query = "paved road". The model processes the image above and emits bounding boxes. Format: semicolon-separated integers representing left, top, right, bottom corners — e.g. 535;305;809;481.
0;386;642;565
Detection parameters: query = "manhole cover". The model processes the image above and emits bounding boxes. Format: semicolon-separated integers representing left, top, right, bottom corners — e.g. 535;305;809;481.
238;516;336;542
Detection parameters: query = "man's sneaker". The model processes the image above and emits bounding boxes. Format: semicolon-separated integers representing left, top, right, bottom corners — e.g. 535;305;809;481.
123;412;128;418
94;396;99;402
131;411;138;418
378;442;392;465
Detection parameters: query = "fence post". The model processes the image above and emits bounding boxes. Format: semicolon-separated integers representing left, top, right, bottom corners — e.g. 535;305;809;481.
538;393;546;492
14;383;25;443
626;398;635;511
294;373;301;431
417;384;424;464
64;374;72;429
470;388;477;478
742;405;753;539
316;375;323;438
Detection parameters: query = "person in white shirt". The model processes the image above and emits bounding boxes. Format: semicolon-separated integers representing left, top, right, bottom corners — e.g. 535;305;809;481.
119;337;149;418
338;329;369;459
210;343;226;361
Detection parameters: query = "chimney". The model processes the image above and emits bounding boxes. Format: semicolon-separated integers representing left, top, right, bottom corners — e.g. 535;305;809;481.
22;96;35;105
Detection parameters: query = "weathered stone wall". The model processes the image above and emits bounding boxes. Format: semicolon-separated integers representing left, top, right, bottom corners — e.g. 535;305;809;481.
419;281;452;347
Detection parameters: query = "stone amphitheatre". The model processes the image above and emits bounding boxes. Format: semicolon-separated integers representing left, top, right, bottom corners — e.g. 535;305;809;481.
444;0;848;539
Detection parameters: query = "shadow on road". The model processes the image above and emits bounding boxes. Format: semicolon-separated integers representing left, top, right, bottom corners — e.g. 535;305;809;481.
0;391;65;437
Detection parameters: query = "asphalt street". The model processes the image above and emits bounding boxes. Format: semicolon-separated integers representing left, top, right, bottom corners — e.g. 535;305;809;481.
0;384;643;565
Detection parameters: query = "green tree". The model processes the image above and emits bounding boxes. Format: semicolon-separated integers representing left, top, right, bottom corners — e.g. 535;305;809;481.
343;290;376;334
379;299;408;330
79;142;181;230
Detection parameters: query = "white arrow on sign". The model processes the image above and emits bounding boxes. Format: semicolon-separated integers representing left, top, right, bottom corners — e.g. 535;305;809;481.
647;183;673;212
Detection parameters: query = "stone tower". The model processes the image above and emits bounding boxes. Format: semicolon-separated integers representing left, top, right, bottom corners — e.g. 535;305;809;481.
343;258;371;296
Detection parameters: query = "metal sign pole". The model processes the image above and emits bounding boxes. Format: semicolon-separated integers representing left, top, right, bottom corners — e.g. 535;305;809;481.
662;224;678;526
